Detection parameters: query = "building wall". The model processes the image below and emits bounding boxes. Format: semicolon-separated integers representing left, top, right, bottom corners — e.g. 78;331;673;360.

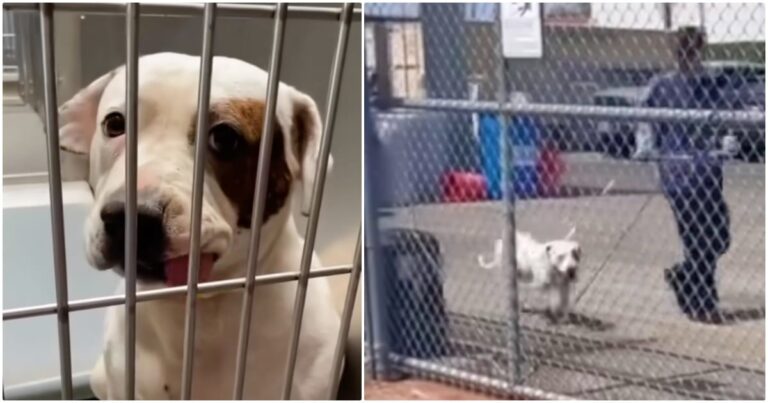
418;5;678;104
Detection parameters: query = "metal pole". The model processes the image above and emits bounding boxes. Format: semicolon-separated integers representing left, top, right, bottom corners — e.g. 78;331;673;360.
328;229;362;399
388;98;764;127
280;3;354;399
39;3;74;399
363;259;377;379
124;3;139;399
231;3;287;399
391;355;573;400
180;3;216;399
496;5;522;387
362;70;395;381
663;3;673;30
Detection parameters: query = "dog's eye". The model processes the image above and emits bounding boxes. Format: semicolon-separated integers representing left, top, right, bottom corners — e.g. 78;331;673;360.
102;112;126;138
208;123;244;159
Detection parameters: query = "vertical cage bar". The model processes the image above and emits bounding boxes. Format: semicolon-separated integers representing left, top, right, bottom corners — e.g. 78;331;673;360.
39;3;74;399
180;3;216;399
231;3;287;400
327;229;362;399
123;3;139;399
495;6;522;388
280;3;354;399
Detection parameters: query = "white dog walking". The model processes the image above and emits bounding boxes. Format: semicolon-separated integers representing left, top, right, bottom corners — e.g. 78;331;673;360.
477;228;581;321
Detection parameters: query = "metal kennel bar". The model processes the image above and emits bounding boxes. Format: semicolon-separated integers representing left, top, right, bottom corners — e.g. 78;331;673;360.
3;265;354;321
3;3;361;19
179;3;217;399
39;3;73;399
123;3;140;399
329;230;363;400
232;3;287;399
282;3;354;399
3;2;361;400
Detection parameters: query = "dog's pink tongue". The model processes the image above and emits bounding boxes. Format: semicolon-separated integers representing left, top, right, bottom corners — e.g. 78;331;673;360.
164;254;215;287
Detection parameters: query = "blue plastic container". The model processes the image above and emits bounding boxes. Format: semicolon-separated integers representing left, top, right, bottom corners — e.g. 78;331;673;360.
479;113;539;200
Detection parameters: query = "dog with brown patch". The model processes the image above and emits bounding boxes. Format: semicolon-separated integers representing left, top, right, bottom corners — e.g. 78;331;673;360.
58;52;342;399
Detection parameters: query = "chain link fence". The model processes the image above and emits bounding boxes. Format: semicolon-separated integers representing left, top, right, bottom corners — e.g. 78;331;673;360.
364;3;765;400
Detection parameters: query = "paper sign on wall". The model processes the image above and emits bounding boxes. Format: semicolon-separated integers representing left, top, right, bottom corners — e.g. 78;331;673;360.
501;3;543;59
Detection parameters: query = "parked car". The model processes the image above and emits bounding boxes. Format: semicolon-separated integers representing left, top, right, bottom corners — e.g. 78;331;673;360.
595;60;765;162
593;86;648;158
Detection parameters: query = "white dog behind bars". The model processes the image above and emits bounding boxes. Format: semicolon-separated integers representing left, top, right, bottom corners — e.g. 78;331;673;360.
477;228;581;321
57;52;342;399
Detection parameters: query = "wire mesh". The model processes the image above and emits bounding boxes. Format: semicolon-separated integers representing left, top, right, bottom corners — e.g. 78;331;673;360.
364;3;765;400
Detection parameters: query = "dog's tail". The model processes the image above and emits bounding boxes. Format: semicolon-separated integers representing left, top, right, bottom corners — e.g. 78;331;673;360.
477;238;503;270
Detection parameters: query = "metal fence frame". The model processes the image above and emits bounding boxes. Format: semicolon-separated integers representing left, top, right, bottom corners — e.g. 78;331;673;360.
2;2;362;400
365;94;765;400
364;3;765;400
364;88;766;401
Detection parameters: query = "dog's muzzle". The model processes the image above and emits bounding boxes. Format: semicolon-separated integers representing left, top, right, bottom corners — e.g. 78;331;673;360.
100;198;168;282
566;267;578;281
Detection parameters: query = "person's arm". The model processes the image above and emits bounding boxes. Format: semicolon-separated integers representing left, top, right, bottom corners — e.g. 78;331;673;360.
641;75;665;108
640;75;666;155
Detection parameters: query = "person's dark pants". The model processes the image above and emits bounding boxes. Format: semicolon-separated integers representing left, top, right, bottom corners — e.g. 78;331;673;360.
661;162;730;315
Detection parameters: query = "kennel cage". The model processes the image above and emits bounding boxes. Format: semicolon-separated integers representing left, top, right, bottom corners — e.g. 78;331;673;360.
2;2;361;400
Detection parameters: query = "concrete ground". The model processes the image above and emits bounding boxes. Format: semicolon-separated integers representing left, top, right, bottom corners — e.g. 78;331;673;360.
365;380;496;400
375;154;764;400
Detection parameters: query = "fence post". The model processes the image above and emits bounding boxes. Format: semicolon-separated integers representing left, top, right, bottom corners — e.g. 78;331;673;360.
495;4;522;389
363;75;397;381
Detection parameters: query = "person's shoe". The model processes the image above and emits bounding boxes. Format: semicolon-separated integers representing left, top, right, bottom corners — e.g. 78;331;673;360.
687;309;726;324
664;266;689;310
664;267;723;325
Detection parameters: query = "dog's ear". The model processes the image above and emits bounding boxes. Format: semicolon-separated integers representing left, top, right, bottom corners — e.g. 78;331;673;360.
58;70;117;155
282;90;333;215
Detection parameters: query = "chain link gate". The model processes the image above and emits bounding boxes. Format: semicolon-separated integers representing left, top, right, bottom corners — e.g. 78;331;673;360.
364;3;764;400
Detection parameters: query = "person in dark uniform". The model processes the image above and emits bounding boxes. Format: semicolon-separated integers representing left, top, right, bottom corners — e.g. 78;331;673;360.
643;26;730;324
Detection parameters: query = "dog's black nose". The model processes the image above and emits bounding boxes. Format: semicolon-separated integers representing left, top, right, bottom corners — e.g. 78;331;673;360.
101;201;167;279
